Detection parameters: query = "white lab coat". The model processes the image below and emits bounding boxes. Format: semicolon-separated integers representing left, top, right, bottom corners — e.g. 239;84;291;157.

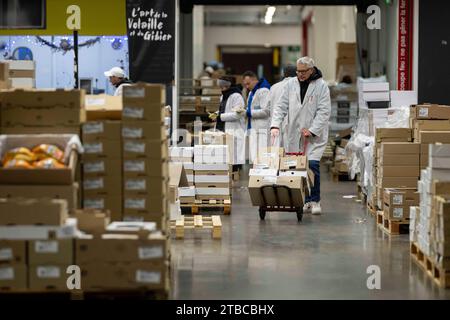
271;77;331;161
246;87;270;163
220;92;246;165
268;77;292;149
114;83;132;96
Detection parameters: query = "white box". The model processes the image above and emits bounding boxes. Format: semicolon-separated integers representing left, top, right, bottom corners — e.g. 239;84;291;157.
362;82;389;92
195;188;230;196
279;171;308;177
6;60;35;70
249;169;277;177
426;168;450;181
390;90;417;108
429;157;450;169
183;162;194;170
363;91;390;102
178;186;196;197
193;163;229;171
170;147;193;158
195;154;228;164
186;174;194;183
11;78;35;89
0;219;78;240
194;175;230;183
430;144;450;158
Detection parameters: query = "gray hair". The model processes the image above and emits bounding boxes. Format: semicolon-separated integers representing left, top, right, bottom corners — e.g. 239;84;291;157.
297;56;315;68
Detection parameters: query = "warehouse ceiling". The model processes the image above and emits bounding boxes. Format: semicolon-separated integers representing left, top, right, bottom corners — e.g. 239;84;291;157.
204;5;303;26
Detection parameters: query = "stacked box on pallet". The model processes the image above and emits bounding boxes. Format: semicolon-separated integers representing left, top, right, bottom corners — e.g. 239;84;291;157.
82;121;123;221
121;84;169;230
1;60;36;89
383;188;419;221
169;147;194;187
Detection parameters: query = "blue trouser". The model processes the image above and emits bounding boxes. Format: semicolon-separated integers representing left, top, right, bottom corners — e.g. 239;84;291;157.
306;160;320;203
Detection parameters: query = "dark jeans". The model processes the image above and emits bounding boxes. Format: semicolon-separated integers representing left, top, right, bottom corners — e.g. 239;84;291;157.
306;160;320;203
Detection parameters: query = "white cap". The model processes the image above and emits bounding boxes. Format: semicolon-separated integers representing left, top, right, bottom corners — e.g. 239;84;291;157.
104;67;125;78
205;66;214;74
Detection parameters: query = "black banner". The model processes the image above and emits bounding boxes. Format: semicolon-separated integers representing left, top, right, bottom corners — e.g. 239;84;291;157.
126;0;175;84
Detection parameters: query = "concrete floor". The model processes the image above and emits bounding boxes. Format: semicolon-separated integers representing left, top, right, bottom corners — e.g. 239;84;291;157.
171;166;450;299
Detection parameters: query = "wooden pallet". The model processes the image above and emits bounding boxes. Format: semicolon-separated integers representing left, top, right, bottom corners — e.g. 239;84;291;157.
367;202;377;217
376;211;409;235
169;215;222;239
180;199;231;215
410;242;450;288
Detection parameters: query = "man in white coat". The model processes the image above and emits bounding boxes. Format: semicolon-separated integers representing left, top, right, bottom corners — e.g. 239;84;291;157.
268;65;297;148
210;75;246;170
242;71;271;163
104;67;132;96
270;57;331;215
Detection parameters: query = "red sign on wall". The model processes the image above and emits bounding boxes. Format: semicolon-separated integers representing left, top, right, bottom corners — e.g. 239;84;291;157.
398;0;414;90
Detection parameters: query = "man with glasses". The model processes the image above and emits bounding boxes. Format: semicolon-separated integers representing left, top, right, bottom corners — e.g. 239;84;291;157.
270;57;331;215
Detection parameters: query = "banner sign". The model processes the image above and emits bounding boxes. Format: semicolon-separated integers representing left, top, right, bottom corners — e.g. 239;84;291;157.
397;0;414;90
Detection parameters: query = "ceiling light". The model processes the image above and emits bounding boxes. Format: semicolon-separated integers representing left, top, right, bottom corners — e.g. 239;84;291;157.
264;6;276;25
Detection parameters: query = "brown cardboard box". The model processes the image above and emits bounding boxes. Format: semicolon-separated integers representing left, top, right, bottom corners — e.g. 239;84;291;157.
123;174;167;196
0;240;26;264
82;121;121;141
379;166;419;177
384;203;416;220
381;142;420;154
83;194;122;221
380;154;419;166
383;188;419;207
279;156;308;171
80;261;168;290
73;209;110;234
82;140;122;159
413;119;450;131
421;143;429;154
337;42;356;58
122;139;168;160
411;104;450;120
82;159;122;176
431;181;450;195
0;183;79;210
0;264;27;290
1;125;81;135
168;163;188;203
419;131;450;144
0;62;9;81
28;239;74;265
123;195;167;214
0;198;68;226
76;235;168;264
83;175;122;194
123;83;166;106
124;159;168;177
335;161;349;173
248;175;304;207
376;128;412;141
28;265;70;291
121;121;166;140
377;177;418;188
9;69;35;78
0;80;12;90
85;94;122;121
122;103;165;122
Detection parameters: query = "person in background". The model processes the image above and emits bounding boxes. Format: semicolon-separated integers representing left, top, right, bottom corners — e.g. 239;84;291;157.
270;57;331;215
242;71;271;163
104;67;132;96
199;65;214;79
209;75;246;171
267;64;297;148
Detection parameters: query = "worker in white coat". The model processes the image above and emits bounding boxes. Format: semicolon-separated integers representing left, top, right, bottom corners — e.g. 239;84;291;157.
104;67;132;96
242;71;271;163
209;75;246;170
270;57;331;215
267;64;297;148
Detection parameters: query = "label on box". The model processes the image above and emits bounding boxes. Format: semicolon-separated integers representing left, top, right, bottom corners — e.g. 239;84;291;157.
124;141;145;153
285;160;298;167
262;176;277;184
84;199;105;209
419;107;428;118
125;179;146;191
123;107;144;119
125;199;146;209
393;208;404;219
122;127;143;139
86;98;106;106
84;142;103;154
35;241;59;254
124;87;145;98
83;122;104;134
0;248;13;261
84;161;105;173
393;194;403;205
138;246;164;259
124;160;145;172
254;164;269;169
37;266;61;279
84;178;104;190
0;267;14;280
136;270;161;284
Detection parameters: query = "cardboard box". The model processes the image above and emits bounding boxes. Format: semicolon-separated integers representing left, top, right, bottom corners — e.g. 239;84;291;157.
80;262;168;290
168;163;188;203
195;187;230;196
0;183;78;210
123;195;167;214
411;104;450;120
28;239;74;265
73;209;110;234
170;147;194;159
0;218;78;240
419;131;450;144
85;94;122;121
122;213;167;230
0;240;26;264
29;265;70;291
249;168;278;177
337;42;356;59
413;119;450;132
384;203;416;220
5;60;35;71
362;91;389;102
82;140;122;159
83;175;122;194
362;82;389;92
0;79;12;90
376;128;412;141
9;69;35;79
82;121;121;141
0;198;68;226
383;188;419;207
123;158;168;177
0;134;79;185
0;264;27;290
379;166;419;177
377;177;419;188
10;78;35;89
279;156;308;171
123;83;166;105
430;144;450;157
381;142;419;154
248;176;304;207
122;139;168;160
76;235;168;264
431;181;450;195
193;163;230;171
380;154;419;166
0;62;9;81
122;121;166;140
82;159;122;176
0;125;80;135
429;157;450;169
123;174;167;196
178;186;195;197
83;195;122;221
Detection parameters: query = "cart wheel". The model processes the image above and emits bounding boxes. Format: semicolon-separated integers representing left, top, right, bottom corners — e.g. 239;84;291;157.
297;208;303;222
259;208;266;220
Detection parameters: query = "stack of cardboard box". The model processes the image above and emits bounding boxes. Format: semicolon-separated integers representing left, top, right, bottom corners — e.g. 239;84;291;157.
0;89;85;135
336;42;356;83
5;60;36;89
121;84;169;230
82;121;123;221
0;62;12;90
333;142;349;174
169;147;195;204
383;188;419;221
361;82;390;109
